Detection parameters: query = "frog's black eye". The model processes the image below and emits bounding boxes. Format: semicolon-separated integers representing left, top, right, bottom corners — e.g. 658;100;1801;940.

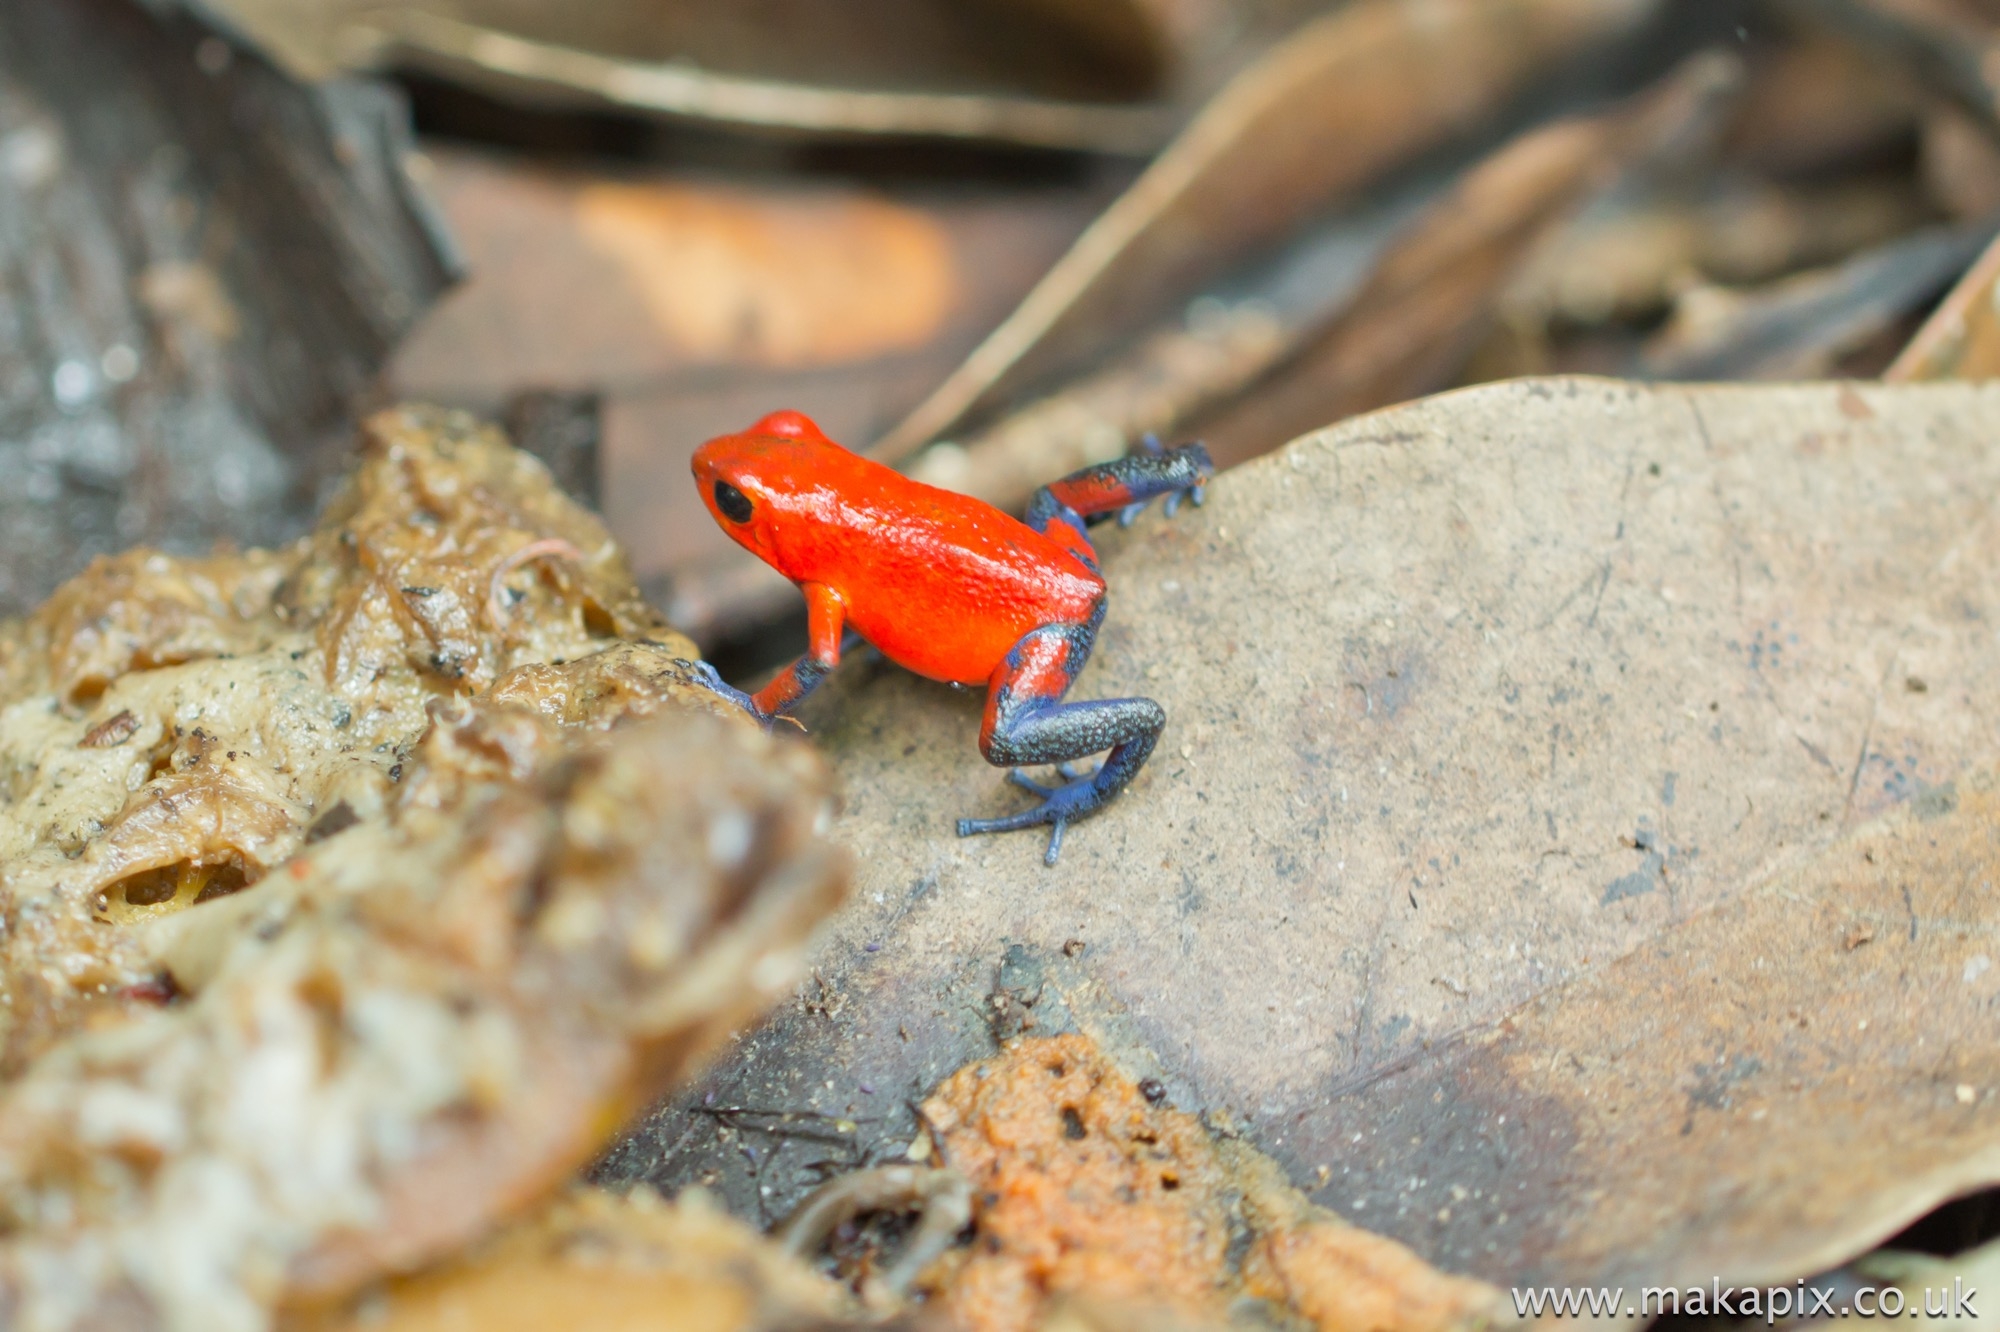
713;480;754;523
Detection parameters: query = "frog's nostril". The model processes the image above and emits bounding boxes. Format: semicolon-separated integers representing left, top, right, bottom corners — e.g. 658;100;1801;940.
714;480;754;523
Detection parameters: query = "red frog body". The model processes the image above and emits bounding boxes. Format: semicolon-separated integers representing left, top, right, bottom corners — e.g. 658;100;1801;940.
690;410;1212;863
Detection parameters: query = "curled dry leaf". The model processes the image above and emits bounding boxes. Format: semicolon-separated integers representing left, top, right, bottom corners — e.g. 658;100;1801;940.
870;0;1662;463
914;49;1743;504
1502;176;1938;333
1190;51;1743;469
1886;228;2000;380
906;301;1287;508
1636;222;1993;380
621;378;2000;1303
178;0;1184;150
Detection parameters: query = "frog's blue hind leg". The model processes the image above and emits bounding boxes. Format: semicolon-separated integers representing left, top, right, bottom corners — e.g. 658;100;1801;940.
955;615;1163;866
1023;437;1213;563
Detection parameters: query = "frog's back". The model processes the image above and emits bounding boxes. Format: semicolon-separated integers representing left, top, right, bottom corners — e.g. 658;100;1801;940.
781;460;1104;684
692;413;1106;685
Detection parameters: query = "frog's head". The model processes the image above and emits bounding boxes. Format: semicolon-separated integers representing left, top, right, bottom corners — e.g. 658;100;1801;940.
691;411;845;570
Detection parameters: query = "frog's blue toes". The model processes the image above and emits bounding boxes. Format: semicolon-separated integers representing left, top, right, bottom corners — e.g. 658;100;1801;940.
957;808;1070;866
1161;478;1208;518
957;771;1113;865
685;660;778;729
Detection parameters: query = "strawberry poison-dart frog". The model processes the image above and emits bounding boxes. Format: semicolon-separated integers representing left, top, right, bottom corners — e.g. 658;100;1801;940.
689;410;1213;864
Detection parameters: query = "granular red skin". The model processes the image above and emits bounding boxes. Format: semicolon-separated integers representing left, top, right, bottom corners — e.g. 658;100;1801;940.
691;412;1104;688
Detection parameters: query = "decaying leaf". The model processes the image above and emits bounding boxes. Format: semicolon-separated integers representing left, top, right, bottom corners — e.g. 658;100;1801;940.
0;407;849;1330
869;0;1661;462
613;378;2000;1305
911;1033;1504;1332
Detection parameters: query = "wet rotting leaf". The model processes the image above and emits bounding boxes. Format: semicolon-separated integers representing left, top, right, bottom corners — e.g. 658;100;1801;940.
611;378;2000;1293
0;0;457;618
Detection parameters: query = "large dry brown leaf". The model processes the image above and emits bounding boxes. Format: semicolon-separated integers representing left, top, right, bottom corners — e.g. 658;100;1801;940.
610;378;2000;1296
868;0;1660;462
1311;754;2000;1297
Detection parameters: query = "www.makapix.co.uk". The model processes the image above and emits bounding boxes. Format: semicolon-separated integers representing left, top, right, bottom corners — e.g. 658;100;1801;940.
1513;1278;1980;1322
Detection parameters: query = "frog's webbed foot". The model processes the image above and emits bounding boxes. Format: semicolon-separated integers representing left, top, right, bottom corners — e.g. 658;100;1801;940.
683;660;803;732
776;1164;972;1307
959;774;1103;865
686;659;757;714
1005;769;1057;798
986;768;1105;863
1114;434;1211;527
680;652;812;728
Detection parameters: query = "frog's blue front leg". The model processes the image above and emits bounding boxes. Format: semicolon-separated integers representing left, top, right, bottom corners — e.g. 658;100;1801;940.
955;615;1163;865
686;582;848;730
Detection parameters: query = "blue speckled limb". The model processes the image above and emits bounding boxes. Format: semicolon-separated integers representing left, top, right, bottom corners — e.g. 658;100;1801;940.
1023;436;1213;561
956;615;1163;865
